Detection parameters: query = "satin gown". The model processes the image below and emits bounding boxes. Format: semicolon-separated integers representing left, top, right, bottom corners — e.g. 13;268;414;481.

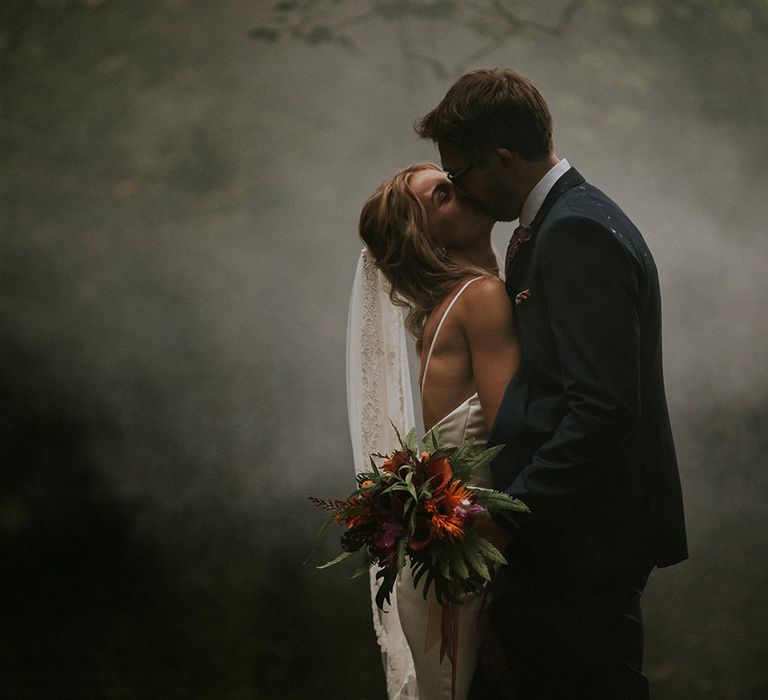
395;277;492;700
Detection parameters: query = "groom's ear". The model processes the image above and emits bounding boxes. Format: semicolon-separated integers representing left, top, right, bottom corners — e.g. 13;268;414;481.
495;148;518;169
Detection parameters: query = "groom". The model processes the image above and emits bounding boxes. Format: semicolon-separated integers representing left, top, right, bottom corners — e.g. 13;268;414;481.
417;69;687;699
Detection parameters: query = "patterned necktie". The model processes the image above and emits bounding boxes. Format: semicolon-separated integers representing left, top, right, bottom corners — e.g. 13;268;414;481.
504;225;532;279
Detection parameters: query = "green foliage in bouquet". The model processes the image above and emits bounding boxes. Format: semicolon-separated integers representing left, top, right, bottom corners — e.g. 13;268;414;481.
310;424;530;610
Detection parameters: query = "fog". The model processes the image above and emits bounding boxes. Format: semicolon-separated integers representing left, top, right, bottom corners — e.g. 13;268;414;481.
1;1;767;698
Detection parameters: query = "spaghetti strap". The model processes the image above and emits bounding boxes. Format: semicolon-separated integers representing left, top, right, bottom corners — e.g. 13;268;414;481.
421;276;484;395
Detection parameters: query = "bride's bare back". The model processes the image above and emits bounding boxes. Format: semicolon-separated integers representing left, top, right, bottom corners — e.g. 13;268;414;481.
419;275;521;433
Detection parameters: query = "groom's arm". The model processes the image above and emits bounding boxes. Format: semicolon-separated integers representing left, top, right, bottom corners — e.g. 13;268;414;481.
503;216;643;537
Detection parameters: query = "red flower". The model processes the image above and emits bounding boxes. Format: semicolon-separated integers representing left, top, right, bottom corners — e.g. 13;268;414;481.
409;513;435;550
424;456;452;493
382;449;411;473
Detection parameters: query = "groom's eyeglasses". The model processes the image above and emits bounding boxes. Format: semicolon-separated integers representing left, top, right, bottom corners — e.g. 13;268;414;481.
446;161;473;187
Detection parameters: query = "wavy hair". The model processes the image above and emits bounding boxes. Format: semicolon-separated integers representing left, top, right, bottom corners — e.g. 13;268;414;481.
359;162;489;352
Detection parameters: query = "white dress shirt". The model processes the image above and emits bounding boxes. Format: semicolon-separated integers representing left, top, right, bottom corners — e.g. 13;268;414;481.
519;158;571;227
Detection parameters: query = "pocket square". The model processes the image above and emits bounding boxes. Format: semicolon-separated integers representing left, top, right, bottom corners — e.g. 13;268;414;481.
514;288;532;305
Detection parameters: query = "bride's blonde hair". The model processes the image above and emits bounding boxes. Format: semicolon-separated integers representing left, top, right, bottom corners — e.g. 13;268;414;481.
359;162;489;352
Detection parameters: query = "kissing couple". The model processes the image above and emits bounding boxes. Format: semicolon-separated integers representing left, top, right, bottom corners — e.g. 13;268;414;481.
346;68;687;700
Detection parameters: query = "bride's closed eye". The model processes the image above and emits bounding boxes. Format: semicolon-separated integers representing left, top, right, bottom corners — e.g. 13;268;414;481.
435;184;451;204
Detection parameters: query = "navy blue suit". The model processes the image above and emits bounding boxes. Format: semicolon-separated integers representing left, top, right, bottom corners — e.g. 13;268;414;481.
479;168;687;699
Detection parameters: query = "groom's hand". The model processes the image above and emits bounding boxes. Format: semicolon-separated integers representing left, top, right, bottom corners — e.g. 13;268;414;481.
473;510;513;553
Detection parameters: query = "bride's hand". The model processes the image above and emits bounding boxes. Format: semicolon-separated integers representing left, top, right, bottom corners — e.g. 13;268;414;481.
473;509;513;553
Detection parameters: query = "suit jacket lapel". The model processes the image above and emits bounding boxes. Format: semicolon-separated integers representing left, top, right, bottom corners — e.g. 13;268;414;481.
529;167;585;232
505;167;585;295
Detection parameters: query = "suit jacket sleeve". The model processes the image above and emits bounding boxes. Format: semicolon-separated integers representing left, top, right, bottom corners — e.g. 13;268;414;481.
506;216;642;528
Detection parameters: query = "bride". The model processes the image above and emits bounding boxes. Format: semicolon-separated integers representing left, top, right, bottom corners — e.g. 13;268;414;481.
348;162;521;699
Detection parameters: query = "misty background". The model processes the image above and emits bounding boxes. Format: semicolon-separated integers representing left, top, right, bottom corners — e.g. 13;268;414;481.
1;1;766;698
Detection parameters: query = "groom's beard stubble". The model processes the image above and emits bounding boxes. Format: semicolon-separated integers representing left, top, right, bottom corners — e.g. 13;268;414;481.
460;192;504;223
459;188;516;223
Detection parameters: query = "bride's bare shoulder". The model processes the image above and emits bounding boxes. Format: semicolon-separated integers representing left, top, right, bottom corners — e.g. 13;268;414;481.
458;275;515;336
462;275;511;306
423;275;508;342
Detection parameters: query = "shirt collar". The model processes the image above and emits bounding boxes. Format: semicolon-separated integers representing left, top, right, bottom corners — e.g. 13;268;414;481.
519;158;570;228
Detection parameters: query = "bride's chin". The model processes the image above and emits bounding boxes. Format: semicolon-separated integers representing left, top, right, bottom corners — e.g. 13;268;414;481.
470;206;496;226
470;210;493;226
478;218;495;235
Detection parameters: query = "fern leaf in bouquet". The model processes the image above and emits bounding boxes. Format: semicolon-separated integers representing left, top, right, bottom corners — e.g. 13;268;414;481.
309;425;530;610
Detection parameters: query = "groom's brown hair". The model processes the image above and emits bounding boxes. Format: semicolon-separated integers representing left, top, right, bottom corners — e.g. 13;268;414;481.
416;68;553;162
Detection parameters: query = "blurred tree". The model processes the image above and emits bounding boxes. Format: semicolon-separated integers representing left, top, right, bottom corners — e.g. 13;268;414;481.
250;0;585;77
248;0;768;138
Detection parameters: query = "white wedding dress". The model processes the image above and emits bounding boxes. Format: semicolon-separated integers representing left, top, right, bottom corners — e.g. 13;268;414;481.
395;277;492;700
347;253;493;700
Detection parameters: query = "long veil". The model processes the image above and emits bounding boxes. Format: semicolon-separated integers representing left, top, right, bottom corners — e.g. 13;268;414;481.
346;248;419;699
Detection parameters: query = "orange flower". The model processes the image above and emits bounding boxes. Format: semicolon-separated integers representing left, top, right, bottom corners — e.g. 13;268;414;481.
424;481;473;540
382;449;411;473
338;495;375;528
345;511;373;529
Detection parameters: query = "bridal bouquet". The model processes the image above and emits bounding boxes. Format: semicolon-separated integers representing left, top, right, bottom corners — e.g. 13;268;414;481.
310;425;529;610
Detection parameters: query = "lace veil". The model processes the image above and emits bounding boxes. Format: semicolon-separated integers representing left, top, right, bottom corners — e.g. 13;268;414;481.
347;248;419;699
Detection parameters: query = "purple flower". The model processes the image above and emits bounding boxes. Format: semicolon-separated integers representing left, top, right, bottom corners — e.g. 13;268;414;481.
456;500;485;527
374;517;405;551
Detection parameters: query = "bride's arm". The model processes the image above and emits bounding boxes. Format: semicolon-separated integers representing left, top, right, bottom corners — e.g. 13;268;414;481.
458;276;520;550
459;276;521;431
